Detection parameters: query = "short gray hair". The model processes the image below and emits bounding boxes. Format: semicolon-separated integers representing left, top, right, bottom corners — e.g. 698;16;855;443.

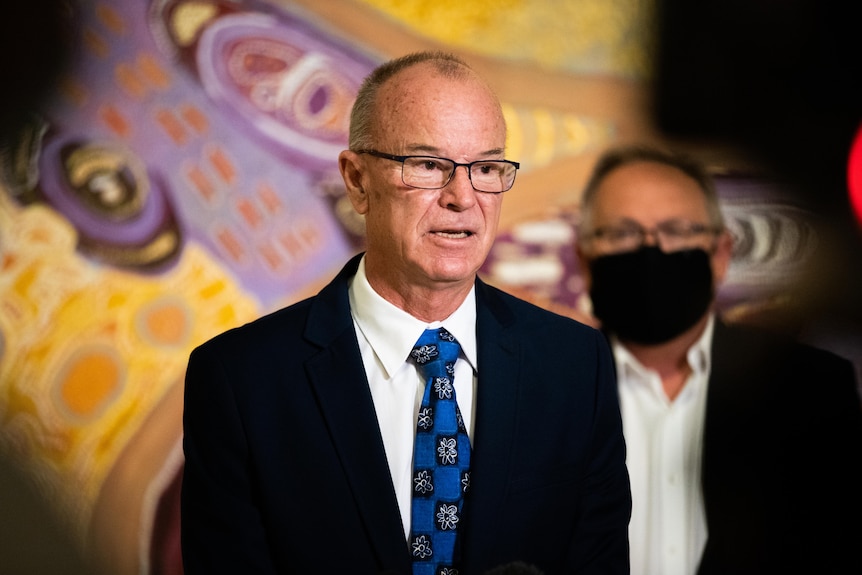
348;51;475;151
577;144;725;240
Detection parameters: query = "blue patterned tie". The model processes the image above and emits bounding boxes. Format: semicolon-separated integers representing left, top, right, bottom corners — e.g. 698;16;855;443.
409;327;471;575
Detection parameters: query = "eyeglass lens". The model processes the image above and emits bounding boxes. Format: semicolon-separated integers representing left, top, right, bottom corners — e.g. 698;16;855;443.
402;157;516;192
590;222;716;253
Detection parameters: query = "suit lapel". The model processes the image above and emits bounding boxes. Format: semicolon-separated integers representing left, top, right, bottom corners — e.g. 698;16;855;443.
462;279;522;563
300;264;525;569
303;254;411;569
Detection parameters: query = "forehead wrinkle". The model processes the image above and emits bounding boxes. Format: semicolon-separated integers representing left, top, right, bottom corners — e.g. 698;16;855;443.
402;143;506;158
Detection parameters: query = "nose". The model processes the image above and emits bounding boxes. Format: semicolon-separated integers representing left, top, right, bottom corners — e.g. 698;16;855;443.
642;228;661;247
439;165;477;210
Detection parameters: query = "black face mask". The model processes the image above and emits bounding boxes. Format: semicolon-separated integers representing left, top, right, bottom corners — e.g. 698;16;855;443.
588;246;714;345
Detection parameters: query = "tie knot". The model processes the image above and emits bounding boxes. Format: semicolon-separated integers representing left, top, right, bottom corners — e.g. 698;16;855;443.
410;328;461;376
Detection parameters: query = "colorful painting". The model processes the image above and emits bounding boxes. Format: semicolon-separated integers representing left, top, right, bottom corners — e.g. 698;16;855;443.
1;1;852;574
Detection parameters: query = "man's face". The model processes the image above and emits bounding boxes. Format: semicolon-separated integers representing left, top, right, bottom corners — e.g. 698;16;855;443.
578;160;733;288
340;64;507;295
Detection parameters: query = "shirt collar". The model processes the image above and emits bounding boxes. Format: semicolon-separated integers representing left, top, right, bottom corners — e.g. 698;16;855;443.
348;255;478;379
686;314;714;376
612;314;715;385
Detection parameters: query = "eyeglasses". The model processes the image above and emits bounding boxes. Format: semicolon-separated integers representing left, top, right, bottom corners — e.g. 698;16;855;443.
357;149;520;193
583;220;723;254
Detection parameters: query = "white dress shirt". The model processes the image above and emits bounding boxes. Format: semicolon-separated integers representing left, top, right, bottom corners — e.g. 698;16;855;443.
613;316;714;575
347;256;478;540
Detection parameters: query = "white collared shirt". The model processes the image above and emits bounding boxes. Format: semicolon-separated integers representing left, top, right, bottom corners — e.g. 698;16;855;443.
347;255;478;540
613;316;714;575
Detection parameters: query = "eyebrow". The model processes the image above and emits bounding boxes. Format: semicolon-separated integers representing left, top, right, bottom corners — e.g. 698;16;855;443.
403;144;506;158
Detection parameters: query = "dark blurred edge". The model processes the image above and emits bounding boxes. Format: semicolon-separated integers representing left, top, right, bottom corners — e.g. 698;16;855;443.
652;0;862;328
0;457;93;574
0;2;95;574
0;1;79;140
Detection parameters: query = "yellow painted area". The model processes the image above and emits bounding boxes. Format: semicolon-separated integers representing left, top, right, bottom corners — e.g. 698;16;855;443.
532;108;556;167
170;1;220;47
502;104;616;172
358;0;654;77
501;103;522;161
139;299;189;347
60;350;120;419
0;190;260;539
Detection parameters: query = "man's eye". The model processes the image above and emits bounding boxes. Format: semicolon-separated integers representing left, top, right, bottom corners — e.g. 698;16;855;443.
608;228;637;240
419;159;447;172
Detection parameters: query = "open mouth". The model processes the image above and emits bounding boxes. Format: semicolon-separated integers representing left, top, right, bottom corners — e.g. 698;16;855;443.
433;230;473;239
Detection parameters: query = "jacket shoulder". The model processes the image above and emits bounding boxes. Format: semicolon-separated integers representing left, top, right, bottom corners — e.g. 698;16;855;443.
478;280;598;334
715;321;854;372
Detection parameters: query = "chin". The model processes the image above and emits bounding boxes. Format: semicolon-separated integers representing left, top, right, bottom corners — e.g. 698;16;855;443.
425;260;482;285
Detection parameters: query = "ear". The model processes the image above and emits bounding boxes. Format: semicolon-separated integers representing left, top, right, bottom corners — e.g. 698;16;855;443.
711;229;734;284
338;150;369;215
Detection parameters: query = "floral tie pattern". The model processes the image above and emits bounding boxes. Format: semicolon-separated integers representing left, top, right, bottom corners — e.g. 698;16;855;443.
409;328;471;575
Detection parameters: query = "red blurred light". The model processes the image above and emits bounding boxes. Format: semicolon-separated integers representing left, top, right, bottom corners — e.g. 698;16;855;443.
849;122;862;228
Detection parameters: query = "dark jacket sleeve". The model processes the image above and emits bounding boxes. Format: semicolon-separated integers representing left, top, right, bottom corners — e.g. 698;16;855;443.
700;322;862;575
181;341;278;575
565;328;631;574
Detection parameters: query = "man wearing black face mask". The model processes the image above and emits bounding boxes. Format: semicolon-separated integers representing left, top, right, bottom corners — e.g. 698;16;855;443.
576;144;862;575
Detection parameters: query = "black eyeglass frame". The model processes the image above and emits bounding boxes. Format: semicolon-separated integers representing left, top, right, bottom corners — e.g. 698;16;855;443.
356;149;520;193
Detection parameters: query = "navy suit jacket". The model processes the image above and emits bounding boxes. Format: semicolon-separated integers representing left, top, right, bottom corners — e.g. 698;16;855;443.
697;321;862;575
181;254;631;575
